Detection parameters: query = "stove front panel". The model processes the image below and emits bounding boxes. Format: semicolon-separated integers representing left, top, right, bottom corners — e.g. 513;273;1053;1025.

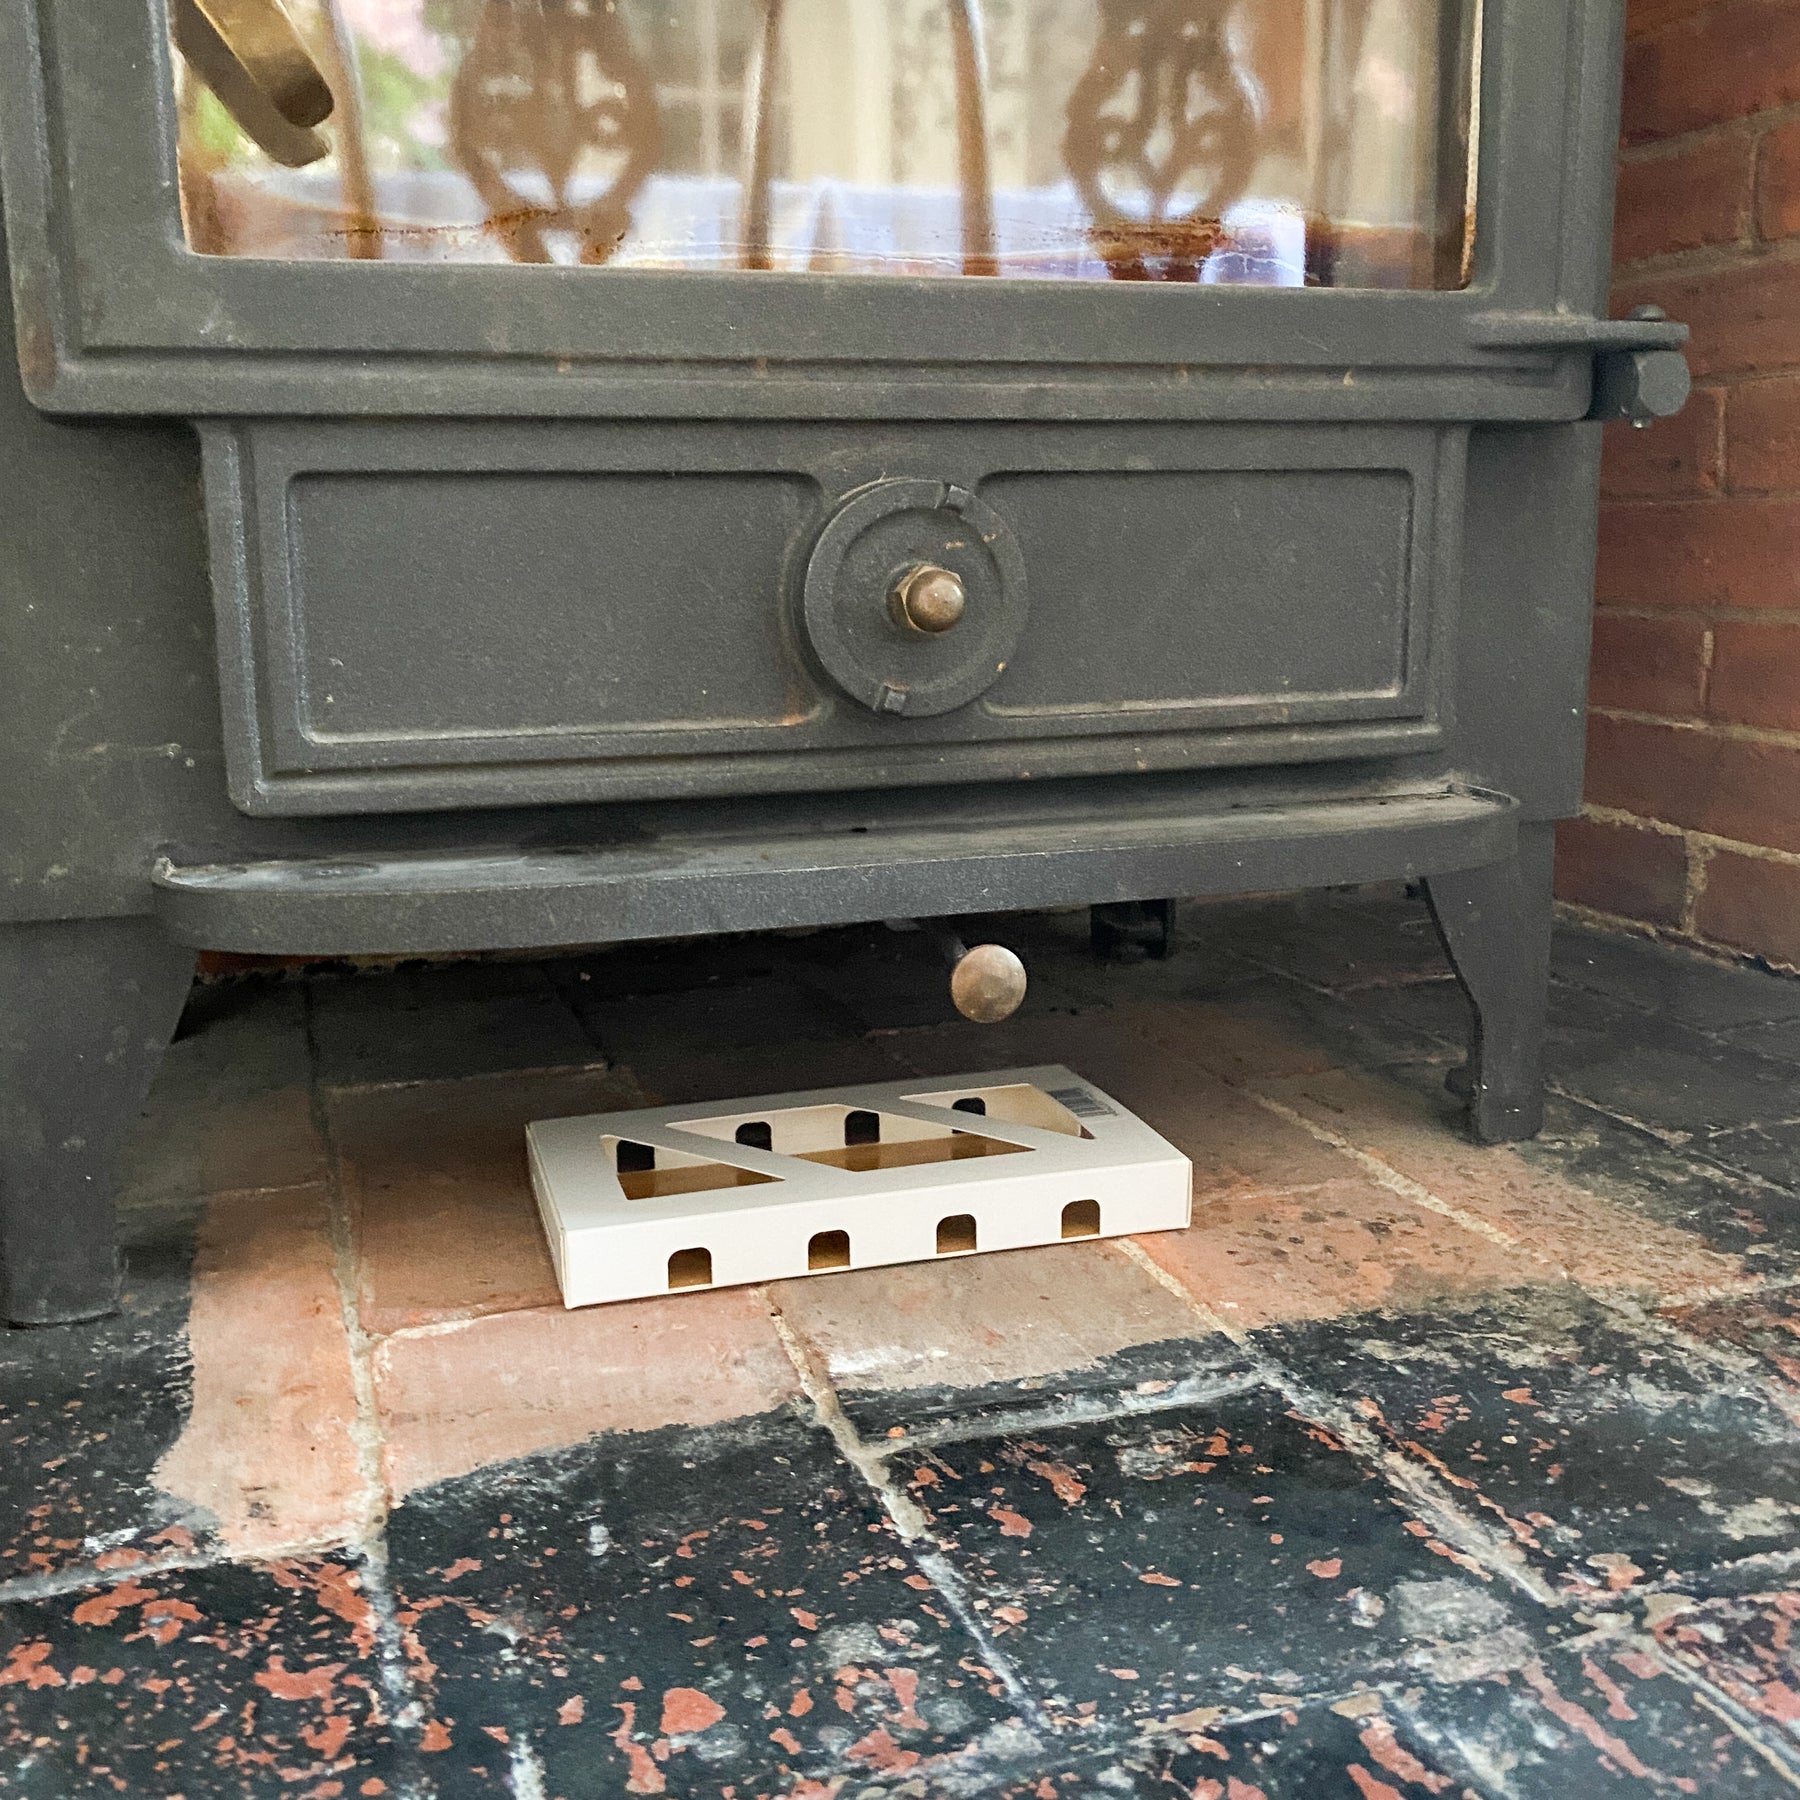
204;418;1456;814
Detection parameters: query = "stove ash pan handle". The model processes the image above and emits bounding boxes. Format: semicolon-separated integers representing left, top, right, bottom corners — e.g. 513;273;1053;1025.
1466;305;1692;427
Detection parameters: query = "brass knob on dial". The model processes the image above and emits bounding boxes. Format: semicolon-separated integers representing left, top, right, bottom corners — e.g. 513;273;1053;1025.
891;564;967;635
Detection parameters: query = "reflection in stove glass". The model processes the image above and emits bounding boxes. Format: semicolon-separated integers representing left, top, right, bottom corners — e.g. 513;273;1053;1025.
173;0;1479;288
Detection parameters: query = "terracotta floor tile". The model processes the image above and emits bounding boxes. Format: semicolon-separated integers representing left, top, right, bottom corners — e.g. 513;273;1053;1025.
1259;1067;1749;1300
1139;1174;1550;1332
374;1287;800;1496
152;1188;364;1557
770;1239;1206;1398
330;1067;646;1335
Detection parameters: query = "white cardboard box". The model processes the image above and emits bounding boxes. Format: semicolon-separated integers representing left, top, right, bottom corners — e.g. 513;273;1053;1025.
527;1064;1193;1307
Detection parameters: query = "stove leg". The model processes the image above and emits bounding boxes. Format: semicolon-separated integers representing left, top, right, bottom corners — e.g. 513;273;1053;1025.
0;918;196;1325
1423;823;1555;1145
1091;899;1176;962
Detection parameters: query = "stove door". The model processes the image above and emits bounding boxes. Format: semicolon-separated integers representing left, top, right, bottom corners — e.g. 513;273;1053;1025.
0;0;1614;410
1;0;1621;816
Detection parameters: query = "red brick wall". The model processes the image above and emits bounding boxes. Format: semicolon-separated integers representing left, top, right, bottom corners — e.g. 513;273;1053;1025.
1558;0;1800;971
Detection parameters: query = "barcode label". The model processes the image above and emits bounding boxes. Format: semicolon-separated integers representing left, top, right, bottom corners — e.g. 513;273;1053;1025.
1047;1084;1114;1120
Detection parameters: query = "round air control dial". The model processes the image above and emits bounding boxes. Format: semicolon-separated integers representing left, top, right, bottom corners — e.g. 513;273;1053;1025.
801;480;1027;718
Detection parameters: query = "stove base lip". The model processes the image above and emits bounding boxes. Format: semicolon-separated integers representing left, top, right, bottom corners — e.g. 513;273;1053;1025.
151;783;1518;960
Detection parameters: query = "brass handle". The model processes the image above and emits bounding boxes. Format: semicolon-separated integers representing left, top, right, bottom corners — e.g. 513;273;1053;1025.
949;942;1027;1024
173;0;334;168
890;564;968;635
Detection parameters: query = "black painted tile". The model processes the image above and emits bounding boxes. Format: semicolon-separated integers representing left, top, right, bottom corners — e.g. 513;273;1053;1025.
544;934;791;1006
1123;1696;1472;1799
1201;976;1456;1074
1701;1123;1800;1195
1552;924;1800;1032
0;1241;202;1584
980;904;1281;1013
886;1383;1551;1728
0;1555;401;1798
1543;993;1800;1144
118;981;325;1223
1403;1632;1791;1797
1229;894;1452;995
571;973;864;1058
309;961;602;1088
1521;1095;1800;1268
1335;975;1472;1057
791;923;976;1032
1721;1017;1800;1071
1263;1288;1800;1598
566;974;923;1106
384;1407;1033;1798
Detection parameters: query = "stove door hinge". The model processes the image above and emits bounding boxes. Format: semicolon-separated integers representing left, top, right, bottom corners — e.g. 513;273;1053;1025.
1465;305;1691;425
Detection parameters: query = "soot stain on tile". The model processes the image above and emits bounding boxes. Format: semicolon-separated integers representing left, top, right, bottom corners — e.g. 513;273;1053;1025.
0;1555;399;1798
384;1404;1042;1796
1262;1287;1800;1598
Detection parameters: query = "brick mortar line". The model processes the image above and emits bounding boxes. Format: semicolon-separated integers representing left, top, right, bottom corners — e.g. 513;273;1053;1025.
1115;1235;1249;1343
1613;231;1800;286
1618;114;1761;169
1579;803;1800;868
1594;606;1800;627
882;1367;1267;1454
0;1549;287;1608
1589;705;1800;752
1599;495;1800;510
1683;837;1712;937
762;1296;1052;1733
1618;90;1800;166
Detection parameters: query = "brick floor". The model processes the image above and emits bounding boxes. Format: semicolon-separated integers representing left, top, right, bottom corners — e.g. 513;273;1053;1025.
5;893;1800;1796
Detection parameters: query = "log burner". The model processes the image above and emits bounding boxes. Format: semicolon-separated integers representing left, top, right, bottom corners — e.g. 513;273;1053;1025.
0;0;1689;1323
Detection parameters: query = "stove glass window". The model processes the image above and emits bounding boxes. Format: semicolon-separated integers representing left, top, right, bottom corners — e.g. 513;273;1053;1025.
171;0;1480;287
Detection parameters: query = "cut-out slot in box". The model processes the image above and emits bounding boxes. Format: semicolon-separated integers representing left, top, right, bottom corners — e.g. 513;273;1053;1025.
527;1064;1192;1308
